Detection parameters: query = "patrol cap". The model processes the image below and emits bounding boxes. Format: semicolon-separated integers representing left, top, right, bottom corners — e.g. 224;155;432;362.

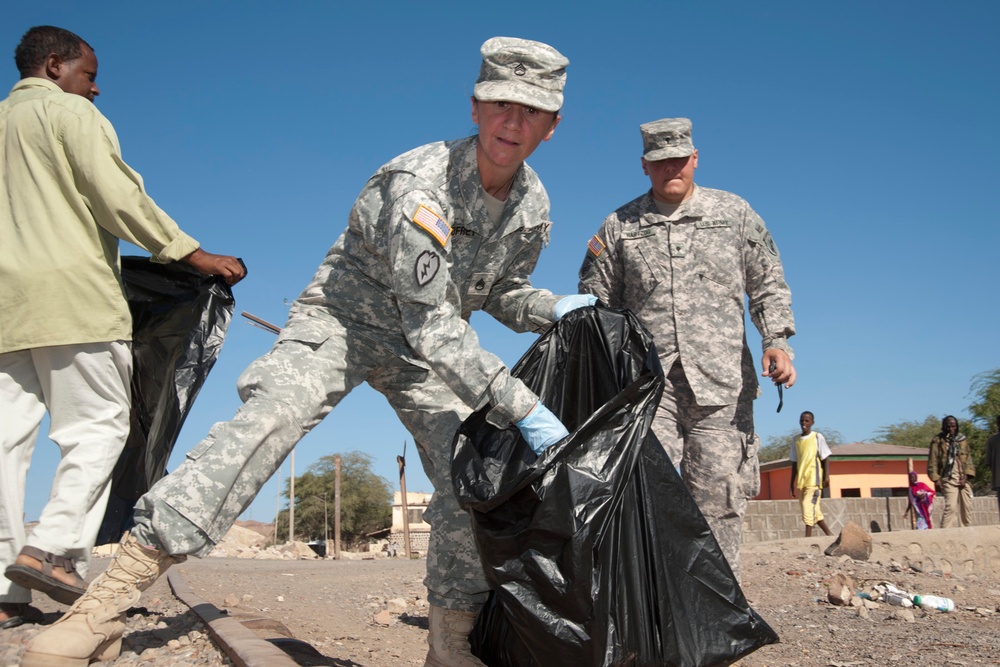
641;118;695;161
473;37;568;113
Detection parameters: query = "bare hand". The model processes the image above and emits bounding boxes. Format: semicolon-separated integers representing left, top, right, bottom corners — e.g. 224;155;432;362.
183;248;247;285
762;348;796;388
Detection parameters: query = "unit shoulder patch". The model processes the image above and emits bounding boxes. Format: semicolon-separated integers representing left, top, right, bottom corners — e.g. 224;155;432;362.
415;250;441;286
412;204;451;246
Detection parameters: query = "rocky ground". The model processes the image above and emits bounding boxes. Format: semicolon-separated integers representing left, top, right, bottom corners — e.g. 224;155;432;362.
3;530;1000;667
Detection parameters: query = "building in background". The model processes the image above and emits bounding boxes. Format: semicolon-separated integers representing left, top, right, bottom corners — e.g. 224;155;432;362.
757;442;930;501
390;491;432;555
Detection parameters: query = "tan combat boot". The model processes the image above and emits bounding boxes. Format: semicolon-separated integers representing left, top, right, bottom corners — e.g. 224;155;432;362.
424;604;487;667
19;532;181;667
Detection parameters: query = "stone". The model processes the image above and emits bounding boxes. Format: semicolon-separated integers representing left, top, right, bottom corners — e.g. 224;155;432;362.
827;572;854;606
825;521;872;561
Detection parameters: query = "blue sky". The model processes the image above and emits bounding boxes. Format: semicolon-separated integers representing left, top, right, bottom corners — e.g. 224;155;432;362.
7;2;998;523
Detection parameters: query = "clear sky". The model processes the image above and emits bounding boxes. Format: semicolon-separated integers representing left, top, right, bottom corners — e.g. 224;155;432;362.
6;1;998;524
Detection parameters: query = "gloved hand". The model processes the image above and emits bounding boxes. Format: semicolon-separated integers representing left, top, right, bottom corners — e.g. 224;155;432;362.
516;403;569;454
553;294;597;321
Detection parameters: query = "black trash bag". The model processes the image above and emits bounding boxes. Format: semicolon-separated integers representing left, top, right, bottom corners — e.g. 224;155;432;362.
453;305;778;667
96;256;237;544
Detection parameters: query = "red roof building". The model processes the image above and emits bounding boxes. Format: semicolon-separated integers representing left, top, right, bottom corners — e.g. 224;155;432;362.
756;442;930;500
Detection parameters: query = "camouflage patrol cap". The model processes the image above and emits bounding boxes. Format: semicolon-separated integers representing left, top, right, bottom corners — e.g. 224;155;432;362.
641;118;695;161
473;37;568;113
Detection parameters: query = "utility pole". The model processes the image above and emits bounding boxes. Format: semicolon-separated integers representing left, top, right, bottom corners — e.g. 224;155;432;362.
334;455;342;559
907;457;915;530
289;449;295;544
398;441;412;559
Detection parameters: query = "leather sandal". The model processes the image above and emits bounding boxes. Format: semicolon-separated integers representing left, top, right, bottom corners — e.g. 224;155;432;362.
4;546;87;605
0;602;44;629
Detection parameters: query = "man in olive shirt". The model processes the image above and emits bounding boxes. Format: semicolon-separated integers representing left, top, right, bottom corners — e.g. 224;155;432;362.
0;25;244;628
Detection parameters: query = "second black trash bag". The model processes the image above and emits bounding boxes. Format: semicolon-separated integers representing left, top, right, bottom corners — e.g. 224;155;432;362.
453;305;778;667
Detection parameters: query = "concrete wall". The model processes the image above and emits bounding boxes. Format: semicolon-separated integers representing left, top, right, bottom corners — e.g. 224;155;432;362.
744;495;999;543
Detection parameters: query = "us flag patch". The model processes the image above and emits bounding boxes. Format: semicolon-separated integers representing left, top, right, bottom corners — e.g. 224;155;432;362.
412;205;451;246
587;234;605;257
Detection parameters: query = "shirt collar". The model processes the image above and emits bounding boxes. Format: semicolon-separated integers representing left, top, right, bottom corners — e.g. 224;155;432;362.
10;77;65;95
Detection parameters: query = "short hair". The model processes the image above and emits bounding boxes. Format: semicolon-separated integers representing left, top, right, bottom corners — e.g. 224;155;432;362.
800;411;814;420
14;26;92;79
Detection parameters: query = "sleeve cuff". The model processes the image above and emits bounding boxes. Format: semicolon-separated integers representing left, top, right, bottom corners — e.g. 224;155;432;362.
154;232;200;263
483;374;539;429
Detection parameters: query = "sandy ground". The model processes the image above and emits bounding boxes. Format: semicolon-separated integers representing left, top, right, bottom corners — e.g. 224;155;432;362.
4;533;1000;666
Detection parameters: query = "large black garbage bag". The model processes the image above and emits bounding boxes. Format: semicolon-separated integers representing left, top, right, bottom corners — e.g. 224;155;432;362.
97;256;237;544
453;305;778;667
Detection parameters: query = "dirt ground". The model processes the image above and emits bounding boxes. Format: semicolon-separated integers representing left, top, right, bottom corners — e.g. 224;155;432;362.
171;534;1000;667
5;534;1000;667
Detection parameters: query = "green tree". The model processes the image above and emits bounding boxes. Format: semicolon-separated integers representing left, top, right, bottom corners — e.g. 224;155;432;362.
967;368;1000;489
276;451;392;548
759;427;845;463
873;415;941;450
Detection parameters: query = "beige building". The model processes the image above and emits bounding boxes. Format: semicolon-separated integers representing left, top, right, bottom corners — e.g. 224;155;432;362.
390;491;432;555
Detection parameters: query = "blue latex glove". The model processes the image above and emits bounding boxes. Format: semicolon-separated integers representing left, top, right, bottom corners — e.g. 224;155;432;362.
516;403;569;454
553;294;597;321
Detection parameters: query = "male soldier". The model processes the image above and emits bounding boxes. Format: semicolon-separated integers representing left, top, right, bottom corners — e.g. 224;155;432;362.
24;37;594;667
0;26;245;630
578;118;796;579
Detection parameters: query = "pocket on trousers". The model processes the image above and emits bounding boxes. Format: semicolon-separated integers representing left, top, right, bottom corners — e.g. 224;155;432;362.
738;433;761;499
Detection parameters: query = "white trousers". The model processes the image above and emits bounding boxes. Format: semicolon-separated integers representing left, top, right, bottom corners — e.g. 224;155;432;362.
0;342;131;603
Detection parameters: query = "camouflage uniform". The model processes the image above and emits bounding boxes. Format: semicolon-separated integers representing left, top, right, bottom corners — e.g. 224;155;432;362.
133;136;561;611
578;184;794;577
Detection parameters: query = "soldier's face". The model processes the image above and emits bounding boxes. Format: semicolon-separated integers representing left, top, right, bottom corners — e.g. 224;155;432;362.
643;151;697;204
53;43;100;101
472;98;560;172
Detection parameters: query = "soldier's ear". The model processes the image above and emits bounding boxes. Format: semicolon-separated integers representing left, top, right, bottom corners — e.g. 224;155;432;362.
641;158;649;175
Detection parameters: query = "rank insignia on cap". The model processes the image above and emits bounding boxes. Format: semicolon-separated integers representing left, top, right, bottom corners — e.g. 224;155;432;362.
415;250;441;287
413;205;451;246
513;62;527;76
587;234;606;257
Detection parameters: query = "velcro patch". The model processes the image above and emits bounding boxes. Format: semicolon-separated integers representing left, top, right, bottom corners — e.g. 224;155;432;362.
412;205;451;246
415;250;440;286
695;219;731;229
622;228;656;240
587;234;606;257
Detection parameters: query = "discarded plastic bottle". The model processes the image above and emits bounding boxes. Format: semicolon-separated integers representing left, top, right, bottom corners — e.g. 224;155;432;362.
882;592;913;608
912;595;955;612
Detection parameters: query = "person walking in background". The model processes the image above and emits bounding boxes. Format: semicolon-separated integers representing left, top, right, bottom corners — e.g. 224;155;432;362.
927;415;975;528
0;25;245;631
23;36;593;667
790;411;834;537
984;415;1000;521
578;117;796;579
905;471;935;529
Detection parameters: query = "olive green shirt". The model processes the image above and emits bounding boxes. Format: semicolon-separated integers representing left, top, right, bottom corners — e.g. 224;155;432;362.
0;78;199;354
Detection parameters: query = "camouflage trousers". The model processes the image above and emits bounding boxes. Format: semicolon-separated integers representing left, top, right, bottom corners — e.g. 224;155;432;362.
650;362;758;581
133;314;489;611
